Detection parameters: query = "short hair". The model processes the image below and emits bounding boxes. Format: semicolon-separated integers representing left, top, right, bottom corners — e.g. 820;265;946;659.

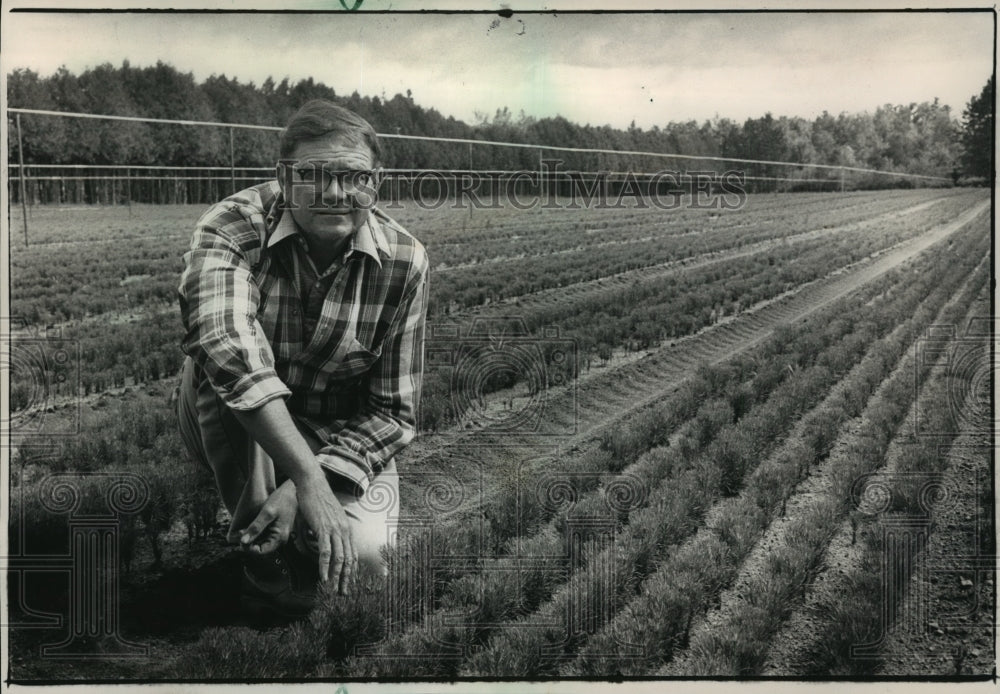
279;99;382;163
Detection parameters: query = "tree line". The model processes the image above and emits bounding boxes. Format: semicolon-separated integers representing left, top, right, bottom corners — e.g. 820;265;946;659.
6;62;992;183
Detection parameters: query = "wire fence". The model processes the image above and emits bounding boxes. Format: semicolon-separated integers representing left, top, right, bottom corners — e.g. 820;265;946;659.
7;107;954;243
3;107;956;180
6;164;851;203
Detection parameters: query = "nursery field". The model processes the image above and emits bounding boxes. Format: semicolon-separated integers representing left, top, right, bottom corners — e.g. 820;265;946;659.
6;187;995;680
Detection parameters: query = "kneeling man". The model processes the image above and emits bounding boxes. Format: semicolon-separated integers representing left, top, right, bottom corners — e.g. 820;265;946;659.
177;99;428;618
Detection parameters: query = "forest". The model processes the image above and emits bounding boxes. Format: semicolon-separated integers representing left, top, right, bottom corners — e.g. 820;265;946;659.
7;62;993;182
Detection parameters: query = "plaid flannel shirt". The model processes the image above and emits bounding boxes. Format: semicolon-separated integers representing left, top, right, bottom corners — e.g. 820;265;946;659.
178;181;428;492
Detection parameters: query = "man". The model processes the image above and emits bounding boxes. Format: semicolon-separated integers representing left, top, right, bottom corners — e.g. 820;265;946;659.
177;100;428;618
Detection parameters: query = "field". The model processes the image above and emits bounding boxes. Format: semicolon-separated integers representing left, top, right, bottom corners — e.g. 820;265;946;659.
6;187;995;680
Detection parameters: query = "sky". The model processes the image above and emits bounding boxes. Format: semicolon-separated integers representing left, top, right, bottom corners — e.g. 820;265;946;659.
2;5;995;130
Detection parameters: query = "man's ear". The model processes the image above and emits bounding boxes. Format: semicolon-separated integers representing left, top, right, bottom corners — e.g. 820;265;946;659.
353;166;381;211
275;162;287;195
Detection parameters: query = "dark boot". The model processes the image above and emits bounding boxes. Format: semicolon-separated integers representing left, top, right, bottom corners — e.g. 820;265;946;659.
240;543;320;621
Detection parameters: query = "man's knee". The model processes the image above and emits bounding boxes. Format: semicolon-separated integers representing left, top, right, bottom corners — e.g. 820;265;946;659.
356;544;389;578
351;516;395;577
176;357;210;470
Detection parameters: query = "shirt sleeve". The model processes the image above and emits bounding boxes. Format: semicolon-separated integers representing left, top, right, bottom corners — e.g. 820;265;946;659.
315;260;429;492
178;203;292;410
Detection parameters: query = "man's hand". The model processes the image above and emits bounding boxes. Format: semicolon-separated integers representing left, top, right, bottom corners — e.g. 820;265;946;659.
230;399;357;595
240;479;297;555
295;469;357;595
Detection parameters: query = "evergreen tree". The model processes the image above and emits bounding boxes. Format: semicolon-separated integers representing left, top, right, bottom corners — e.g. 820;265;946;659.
960;76;994;181
7;68;68;164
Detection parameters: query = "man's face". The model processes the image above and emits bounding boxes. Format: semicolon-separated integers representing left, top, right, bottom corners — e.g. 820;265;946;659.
277;134;377;254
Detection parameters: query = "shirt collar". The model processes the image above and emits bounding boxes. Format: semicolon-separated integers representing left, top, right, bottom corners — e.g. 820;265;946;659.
265;191;389;268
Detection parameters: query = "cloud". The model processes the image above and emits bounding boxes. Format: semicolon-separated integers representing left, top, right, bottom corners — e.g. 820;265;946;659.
3;11;993;129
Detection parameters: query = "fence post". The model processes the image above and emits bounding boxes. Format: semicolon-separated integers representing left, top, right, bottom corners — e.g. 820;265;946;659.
229;127;236;195
538;148;543;203
126;168;132;216
16;113;29;247
468;143;474;219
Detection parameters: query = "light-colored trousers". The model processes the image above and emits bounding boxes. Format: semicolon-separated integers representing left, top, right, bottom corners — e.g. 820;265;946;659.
176;356;398;574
